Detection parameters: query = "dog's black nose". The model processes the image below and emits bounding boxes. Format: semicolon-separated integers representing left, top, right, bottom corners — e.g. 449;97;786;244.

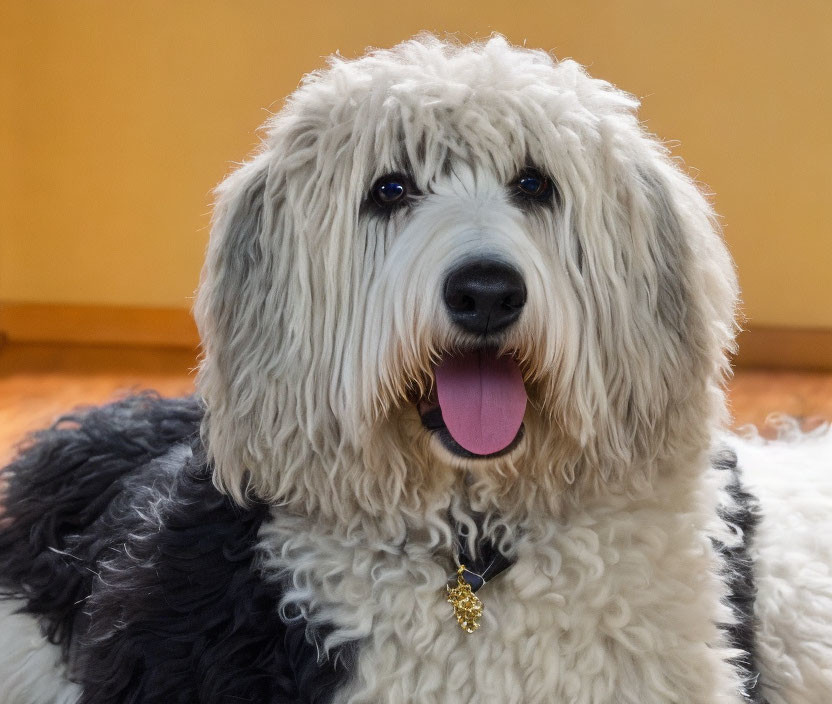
443;260;526;335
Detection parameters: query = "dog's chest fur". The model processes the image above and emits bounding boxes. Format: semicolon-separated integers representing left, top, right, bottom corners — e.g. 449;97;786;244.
261;479;746;704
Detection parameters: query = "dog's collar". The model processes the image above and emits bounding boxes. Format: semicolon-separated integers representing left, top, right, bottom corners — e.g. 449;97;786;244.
451;542;516;593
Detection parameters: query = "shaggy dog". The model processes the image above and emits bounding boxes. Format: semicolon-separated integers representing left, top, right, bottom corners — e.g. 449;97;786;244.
1;35;830;704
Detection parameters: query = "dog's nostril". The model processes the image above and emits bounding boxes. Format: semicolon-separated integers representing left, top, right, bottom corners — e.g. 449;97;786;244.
446;293;477;313
503;291;526;310
443;259;526;335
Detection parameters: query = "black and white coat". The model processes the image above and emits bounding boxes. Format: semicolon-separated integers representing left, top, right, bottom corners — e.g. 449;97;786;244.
4;36;832;704
3;393;824;704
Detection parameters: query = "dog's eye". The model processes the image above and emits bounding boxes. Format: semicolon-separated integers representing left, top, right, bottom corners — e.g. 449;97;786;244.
517;174;546;196
512;168;555;202
370;174;410;208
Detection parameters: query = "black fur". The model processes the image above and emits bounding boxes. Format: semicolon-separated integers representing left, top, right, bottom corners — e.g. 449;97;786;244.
712;447;767;704
0;394;354;704
0;394;203;648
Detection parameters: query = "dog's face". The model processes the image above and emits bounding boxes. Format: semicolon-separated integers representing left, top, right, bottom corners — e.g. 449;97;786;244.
196;36;737;514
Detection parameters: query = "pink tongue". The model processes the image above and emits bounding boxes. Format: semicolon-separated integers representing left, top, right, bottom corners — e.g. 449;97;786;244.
434;350;527;456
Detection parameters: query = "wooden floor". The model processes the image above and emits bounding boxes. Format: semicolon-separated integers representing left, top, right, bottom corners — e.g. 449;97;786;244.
1;342;831;465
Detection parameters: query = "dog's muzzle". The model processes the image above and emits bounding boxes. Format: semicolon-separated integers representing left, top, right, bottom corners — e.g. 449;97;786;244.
413;259;529;459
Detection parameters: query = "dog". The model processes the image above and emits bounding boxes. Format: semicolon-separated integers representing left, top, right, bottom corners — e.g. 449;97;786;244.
1;34;830;704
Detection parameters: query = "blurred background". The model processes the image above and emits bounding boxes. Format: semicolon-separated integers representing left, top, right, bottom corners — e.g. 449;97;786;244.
1;0;831;459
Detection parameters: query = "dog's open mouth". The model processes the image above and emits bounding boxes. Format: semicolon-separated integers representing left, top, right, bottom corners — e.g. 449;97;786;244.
417;348;527;459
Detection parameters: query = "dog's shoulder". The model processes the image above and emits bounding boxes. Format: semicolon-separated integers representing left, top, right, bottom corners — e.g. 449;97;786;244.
73;435;298;702
73;431;354;703
0;394;354;703
0;393;203;643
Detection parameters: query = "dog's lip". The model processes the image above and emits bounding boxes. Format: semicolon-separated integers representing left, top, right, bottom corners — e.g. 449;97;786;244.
418;402;525;459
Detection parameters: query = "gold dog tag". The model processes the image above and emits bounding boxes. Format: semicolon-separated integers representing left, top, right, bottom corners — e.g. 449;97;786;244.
447;565;483;633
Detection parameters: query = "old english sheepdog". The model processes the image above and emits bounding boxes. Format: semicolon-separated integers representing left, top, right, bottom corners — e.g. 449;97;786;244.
1;35;831;704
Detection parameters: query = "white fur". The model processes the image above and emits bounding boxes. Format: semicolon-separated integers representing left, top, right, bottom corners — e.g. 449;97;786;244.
0;600;80;704
732;425;832;704
260;460;746;703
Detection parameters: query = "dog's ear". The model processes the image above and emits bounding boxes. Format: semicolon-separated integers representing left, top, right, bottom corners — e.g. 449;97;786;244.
195;151;284;504
194;119;372;507
575;147;738;476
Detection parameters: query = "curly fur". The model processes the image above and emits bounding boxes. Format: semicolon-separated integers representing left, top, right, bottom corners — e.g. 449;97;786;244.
733;424;832;704
1;34;830;704
0;395;354;703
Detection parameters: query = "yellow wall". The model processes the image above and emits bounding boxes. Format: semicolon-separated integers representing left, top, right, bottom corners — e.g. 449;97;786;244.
1;1;830;328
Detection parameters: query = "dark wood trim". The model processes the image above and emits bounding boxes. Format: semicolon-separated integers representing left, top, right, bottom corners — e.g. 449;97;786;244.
0;302;199;348
734;326;832;371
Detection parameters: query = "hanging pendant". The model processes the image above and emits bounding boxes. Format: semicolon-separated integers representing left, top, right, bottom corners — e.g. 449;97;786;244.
446;564;484;633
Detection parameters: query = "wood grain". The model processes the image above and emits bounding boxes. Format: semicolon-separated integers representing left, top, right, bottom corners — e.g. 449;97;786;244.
0;343;196;465
727;368;832;432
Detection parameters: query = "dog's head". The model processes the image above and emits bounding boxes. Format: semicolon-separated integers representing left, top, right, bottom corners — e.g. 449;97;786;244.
195;36;737;516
